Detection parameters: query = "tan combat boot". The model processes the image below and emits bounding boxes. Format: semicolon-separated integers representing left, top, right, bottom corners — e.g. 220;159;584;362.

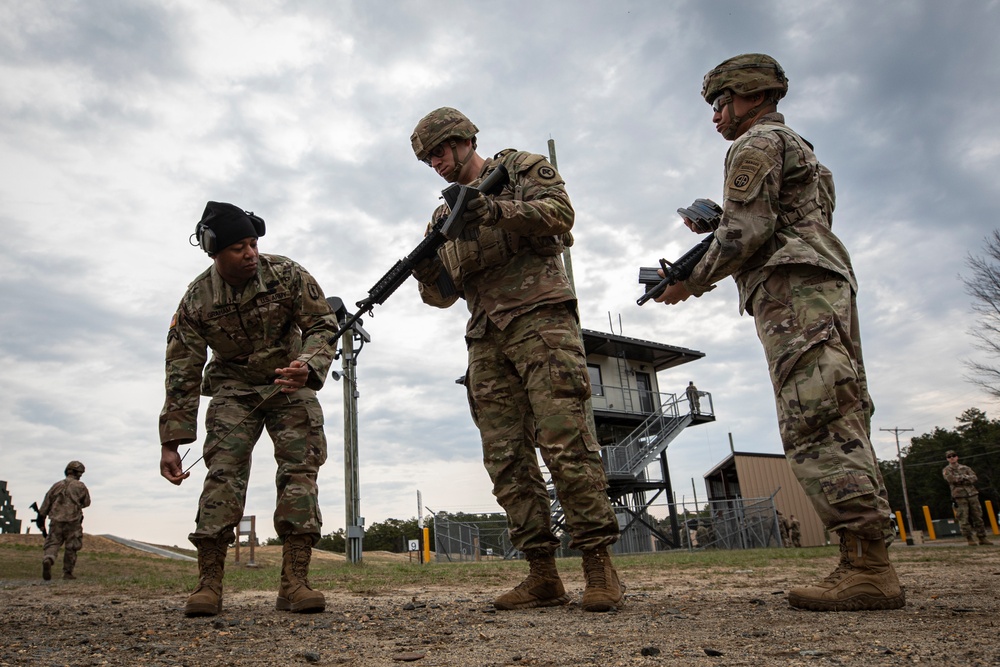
966;535;978;546
184;537;228;617
276;534;325;613
42;556;54;581
787;531;905;611
978;535;993;546
494;548;570;610
580;546;625;612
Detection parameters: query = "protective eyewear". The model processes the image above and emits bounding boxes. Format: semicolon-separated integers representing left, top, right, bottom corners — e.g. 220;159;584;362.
712;91;732;114
421;143;448;166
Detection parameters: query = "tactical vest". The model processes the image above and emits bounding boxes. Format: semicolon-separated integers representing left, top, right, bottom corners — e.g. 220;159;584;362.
439;149;569;291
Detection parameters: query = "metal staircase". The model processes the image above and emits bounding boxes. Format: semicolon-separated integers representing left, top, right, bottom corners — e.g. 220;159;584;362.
542;389;713;548
601;394;695;480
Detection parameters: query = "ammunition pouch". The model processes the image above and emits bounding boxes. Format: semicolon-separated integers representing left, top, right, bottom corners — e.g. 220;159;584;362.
441;153;568;285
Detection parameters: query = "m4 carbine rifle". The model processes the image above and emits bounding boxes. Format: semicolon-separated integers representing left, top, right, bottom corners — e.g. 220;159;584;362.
29;501;47;537
355;164;510;313
319;165;511;352
636;198;722;306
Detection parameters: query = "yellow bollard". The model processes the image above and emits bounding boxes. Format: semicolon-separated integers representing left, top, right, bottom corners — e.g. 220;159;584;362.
986;500;999;536
923;505;936;541
422;526;431;564
894;510;907;543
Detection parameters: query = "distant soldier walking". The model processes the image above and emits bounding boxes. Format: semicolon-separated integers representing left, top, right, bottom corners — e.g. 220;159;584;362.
942;450;992;546
38;461;90;580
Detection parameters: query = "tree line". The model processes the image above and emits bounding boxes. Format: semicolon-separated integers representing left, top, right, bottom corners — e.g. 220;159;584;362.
878;408;999;528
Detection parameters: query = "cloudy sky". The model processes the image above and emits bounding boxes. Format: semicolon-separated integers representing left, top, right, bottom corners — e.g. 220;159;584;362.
2;0;998;548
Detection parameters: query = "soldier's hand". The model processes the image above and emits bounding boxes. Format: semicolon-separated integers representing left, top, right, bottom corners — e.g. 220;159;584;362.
160;445;190;486
459;192;499;233
411;257;442;284
275;359;310;394
681;216;709;234
654;276;693;305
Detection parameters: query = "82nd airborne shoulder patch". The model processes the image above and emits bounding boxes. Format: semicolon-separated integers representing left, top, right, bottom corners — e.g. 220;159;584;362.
725;147;775;202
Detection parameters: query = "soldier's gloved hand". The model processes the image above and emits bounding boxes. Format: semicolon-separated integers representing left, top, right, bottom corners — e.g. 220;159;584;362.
411;257;442;284
460;192;500;232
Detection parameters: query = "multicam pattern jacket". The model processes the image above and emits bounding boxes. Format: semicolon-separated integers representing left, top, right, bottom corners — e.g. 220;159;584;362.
39;477;90;522
159;254;338;445
684;112;857;315
418;149;577;338
943;462;980;499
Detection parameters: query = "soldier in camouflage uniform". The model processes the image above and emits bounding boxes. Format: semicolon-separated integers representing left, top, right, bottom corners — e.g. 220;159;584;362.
942;450;992;546
776;510;790;547
656;54;904;611
158;201;338;617
788;515;802;548
409;108;624;612
38;460;90;580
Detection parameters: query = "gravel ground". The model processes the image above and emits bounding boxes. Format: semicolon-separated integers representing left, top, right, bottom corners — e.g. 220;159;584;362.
2;537;998;666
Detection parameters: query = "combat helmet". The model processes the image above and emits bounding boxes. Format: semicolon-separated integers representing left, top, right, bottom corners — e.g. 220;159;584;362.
702;53;788;105
65;460;86;476
410;107;478;161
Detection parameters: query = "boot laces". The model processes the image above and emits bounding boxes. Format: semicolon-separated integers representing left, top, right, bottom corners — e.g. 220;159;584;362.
584;551;609;588
288;542;312;583
198;544;225;584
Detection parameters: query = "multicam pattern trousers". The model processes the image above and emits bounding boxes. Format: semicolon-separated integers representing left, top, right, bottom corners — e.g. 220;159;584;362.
189;389;327;546
44;519;83;574
954;495;987;538
751;265;893;540
467;304;619;552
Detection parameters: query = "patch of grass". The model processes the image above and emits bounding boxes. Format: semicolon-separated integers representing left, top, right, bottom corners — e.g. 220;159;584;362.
0;542;858;598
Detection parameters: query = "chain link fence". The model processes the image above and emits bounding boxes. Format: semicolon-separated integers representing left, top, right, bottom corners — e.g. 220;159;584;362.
431;495;785;561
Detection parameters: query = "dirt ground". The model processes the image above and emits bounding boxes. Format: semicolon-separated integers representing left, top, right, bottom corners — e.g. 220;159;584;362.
2;535;999;667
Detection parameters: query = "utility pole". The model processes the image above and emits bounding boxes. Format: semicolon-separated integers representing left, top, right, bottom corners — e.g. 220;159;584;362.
880;427;915;546
328;297;371;564
548;138;597;440
547;138;575;288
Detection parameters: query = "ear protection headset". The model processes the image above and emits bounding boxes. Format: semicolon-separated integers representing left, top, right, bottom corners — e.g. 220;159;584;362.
191;204;266;254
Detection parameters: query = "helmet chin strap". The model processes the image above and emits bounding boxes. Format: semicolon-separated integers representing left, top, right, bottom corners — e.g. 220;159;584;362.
446;140;476;182
722;98;767;140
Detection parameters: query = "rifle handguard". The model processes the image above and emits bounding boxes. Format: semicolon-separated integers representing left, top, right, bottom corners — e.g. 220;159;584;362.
356;165;510;311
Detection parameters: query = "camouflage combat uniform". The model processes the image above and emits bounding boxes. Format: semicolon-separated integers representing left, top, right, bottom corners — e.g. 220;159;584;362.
159;254;337;545
942;461;988;540
40;475;90;576
684;112;893;542
788;516;802;547
418;149;620;552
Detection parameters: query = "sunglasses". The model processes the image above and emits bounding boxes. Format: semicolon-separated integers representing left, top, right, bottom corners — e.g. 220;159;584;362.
712;91;732;114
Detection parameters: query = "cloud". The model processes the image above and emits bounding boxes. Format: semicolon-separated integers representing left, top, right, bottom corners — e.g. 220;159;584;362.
1;0;998;546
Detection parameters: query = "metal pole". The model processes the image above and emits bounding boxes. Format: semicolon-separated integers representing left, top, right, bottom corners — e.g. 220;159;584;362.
547;137;599;452
547;138;576;289
880;427;915;546
343;330;363;563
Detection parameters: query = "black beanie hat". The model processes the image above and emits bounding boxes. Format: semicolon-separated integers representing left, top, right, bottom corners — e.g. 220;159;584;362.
197;201;265;254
